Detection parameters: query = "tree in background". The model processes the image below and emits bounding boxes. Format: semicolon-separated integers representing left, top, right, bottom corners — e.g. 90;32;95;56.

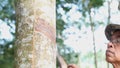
82;0;104;68
56;0;119;68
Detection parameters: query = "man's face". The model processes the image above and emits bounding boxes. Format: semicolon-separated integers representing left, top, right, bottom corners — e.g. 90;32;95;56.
106;31;120;63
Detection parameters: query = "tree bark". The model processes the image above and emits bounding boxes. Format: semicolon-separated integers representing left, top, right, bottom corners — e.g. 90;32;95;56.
107;1;111;24
15;0;56;68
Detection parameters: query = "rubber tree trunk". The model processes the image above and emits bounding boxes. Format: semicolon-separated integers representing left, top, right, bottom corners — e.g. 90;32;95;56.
14;0;56;68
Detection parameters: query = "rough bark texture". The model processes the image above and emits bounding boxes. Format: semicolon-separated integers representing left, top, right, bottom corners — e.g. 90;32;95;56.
15;0;56;68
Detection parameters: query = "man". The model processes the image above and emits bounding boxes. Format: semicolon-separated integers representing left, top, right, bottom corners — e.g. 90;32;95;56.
105;24;120;68
67;24;120;68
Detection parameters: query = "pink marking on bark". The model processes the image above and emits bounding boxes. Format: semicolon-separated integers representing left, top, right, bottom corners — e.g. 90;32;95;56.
35;18;56;44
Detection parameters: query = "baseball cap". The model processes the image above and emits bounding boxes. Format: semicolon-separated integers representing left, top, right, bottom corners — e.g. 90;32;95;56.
105;24;120;40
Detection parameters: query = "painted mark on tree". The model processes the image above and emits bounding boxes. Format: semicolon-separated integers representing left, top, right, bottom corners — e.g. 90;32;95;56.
35;18;56;44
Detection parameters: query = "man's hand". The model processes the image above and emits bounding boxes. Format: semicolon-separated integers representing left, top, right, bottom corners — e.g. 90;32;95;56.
67;64;79;68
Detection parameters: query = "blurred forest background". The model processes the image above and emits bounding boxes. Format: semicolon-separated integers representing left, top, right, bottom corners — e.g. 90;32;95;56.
0;0;120;68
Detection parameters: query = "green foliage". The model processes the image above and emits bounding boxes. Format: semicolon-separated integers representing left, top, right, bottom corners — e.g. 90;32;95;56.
0;0;15;67
56;19;65;36
82;0;105;17
88;0;104;8
0;0;15;20
56;0;105;67
65;51;79;64
56;38;63;46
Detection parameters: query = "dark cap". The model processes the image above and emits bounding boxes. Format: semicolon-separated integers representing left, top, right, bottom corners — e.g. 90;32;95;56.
105;24;120;40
